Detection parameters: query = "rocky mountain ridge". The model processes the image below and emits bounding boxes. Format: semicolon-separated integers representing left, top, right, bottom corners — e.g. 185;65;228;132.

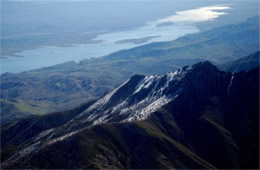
1;61;259;169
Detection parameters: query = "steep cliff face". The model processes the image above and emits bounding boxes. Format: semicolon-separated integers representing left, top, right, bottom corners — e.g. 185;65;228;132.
1;62;259;169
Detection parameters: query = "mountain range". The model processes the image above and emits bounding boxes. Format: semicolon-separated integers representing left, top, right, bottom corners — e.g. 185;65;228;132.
1;61;259;169
219;51;260;72
0;17;259;124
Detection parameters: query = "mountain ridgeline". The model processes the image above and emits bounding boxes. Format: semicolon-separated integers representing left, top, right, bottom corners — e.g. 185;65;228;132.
1;61;259;169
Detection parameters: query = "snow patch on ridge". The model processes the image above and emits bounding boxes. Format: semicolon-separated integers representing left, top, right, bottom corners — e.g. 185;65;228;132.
87;70;183;124
67;69;187;128
227;74;235;95
126;95;176;122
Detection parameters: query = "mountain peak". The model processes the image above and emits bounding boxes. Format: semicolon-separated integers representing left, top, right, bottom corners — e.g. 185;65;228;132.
67;61;223;127
187;61;217;71
171;61;217;76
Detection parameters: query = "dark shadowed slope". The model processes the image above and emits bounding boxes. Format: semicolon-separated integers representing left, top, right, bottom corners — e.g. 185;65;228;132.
1;62;258;169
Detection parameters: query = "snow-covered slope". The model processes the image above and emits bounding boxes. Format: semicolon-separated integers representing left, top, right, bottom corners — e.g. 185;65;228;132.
36;61;221;136
65;63;196;128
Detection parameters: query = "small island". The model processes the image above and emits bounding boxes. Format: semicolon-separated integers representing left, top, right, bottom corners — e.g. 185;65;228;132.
115;35;161;45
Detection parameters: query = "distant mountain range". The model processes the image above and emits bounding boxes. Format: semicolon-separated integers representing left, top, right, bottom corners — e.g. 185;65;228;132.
219;51;259;72
0;17;259;125
1;61;259;169
106;17;259;64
